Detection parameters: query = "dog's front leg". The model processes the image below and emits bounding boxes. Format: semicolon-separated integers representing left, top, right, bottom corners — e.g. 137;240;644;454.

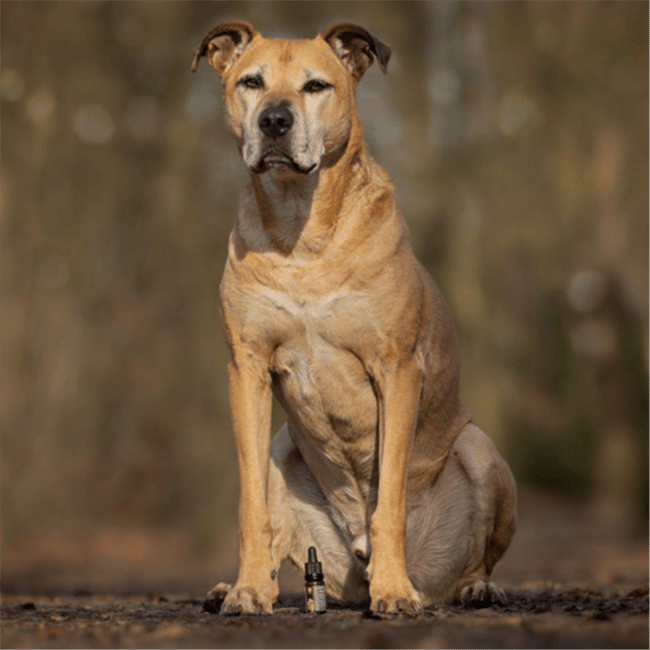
367;362;424;616
219;356;275;615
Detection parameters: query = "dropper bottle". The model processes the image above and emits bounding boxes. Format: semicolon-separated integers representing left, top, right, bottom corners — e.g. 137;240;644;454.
304;546;327;614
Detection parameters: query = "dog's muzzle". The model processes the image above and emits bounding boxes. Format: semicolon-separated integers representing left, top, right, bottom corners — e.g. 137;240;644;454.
247;104;318;176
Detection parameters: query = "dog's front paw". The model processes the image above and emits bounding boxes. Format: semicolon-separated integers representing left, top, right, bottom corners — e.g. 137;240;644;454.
460;580;507;608
367;558;423;617
218;585;273;616
369;582;423;617
371;593;424;617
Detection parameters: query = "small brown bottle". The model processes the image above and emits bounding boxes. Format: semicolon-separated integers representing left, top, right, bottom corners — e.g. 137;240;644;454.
304;546;327;614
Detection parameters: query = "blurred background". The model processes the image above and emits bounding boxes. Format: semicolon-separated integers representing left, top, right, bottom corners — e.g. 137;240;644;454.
1;1;647;590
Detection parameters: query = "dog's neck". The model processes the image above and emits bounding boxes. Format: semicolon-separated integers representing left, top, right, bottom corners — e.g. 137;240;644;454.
254;170;321;250
247;119;369;257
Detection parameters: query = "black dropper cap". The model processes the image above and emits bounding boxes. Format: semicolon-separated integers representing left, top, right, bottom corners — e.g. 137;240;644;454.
304;546;324;582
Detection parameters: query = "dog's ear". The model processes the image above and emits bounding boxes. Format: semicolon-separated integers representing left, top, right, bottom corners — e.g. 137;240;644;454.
192;21;259;75
320;23;391;81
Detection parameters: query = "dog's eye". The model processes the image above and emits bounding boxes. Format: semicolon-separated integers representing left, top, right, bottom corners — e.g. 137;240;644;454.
239;76;263;90
303;80;332;94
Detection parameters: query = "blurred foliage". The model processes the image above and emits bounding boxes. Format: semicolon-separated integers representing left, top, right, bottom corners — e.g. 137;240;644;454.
1;1;647;550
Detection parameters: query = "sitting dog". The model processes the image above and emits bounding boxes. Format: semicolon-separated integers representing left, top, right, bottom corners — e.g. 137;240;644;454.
192;21;516;616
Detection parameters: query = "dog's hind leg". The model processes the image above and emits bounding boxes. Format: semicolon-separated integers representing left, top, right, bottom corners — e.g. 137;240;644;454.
453;424;516;607
405;423;516;607
453;426;516;607
267;424;369;606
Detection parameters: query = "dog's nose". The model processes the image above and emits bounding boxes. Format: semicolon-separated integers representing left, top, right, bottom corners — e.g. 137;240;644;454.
258;106;294;138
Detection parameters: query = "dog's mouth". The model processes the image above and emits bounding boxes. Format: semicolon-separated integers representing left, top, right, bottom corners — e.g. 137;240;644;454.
252;150;317;175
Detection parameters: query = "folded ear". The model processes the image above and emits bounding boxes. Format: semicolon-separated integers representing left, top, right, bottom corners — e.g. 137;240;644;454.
191;21;260;75
320;23;391;81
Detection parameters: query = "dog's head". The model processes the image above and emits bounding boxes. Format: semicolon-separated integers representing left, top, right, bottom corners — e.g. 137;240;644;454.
192;22;391;176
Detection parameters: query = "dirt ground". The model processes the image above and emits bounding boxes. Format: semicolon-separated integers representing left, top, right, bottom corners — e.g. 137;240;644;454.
2;490;648;649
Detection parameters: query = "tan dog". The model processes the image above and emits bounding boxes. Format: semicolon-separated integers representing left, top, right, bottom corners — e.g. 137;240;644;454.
192;21;516;616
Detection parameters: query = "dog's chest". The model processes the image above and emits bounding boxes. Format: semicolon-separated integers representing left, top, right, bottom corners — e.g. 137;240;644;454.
259;285;379;445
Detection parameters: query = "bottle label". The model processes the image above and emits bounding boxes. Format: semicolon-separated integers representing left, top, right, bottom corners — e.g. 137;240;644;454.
305;583;327;613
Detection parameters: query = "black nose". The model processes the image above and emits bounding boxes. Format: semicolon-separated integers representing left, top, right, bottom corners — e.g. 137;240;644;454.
258;106;294;138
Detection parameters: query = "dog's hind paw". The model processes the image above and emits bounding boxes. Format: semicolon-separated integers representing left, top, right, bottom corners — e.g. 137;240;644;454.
203;582;232;614
460;580;507;608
